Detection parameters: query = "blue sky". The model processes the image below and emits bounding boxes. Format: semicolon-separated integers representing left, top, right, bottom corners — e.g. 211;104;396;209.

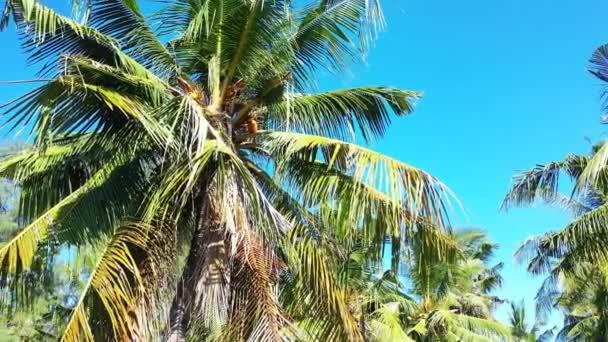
1;0;607;330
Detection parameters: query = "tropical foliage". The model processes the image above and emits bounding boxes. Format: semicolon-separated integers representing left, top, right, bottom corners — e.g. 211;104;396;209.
8;0;608;340
501;43;608;341
508;300;554;342
0;0;461;340
346;228;511;341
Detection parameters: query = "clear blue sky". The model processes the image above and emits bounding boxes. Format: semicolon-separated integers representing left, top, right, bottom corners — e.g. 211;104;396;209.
1;0;607;329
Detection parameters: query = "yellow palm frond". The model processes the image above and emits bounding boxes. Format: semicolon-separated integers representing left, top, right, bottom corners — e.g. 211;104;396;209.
61;226;150;342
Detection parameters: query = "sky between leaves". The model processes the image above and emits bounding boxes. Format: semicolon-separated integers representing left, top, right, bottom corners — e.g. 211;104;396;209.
0;0;607;329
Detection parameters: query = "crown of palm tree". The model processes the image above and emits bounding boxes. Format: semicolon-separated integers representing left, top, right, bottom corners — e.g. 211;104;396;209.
0;0;457;340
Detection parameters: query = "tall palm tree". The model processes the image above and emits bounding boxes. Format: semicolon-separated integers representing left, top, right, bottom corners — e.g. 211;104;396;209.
0;0;455;340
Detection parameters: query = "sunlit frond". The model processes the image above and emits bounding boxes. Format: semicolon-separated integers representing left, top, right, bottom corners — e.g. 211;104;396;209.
86;0;176;77
262;131;455;226
61;225;151;342
368;303;415;342
292;0;384;85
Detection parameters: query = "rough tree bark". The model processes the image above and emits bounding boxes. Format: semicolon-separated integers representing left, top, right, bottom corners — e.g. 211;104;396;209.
166;178;230;342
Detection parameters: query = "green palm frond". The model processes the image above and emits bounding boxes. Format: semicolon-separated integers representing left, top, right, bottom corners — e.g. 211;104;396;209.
265;87;419;143
292;0;384;86
502;153;588;210
262;131;455;226
368;303;414;342
3;76;170;146
0;159;120;277
271;158;412;256
86;0;176;76
1;0;124;77
0;146;151;313
442;310;512;341
537;203;608;264
282;224;362;341
0;135;130;220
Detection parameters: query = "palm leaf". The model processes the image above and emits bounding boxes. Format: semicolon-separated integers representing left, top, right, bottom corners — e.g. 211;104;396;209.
0;160;118;276
60;225;151;342
261;131;455;226
265;87;419;143
502;154;588;210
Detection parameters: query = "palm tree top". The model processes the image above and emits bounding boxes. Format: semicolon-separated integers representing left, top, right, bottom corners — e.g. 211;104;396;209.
0;0;458;340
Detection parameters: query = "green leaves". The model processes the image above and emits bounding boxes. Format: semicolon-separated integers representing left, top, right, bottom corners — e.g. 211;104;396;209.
87;0;176;77
0;157;116;279
502;153;588;210
292;0;385;86
266;87;419;143
263;131;454;226
0;0;461;340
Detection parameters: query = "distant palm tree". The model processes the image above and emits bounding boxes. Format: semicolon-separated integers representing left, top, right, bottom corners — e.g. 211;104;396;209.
551;263;608;341
0;0;454;340
353;228;511;341
503;43;608;270
508;300;553;342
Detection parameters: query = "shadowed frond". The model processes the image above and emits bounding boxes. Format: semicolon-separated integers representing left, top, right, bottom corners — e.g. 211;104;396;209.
265;87;419;143
281;224;363;341
502;154;588;210
0;158;123;277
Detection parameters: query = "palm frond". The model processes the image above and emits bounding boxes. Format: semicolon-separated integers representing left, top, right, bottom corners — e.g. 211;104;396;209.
368;303;414;342
282;224;363;341
0;160;116;277
1;0;121;74
86;0;176;77
262;131;455;226
292;0;384;85
60;225;151;342
502;154;588;210
443;310;512;341
265;87;419;143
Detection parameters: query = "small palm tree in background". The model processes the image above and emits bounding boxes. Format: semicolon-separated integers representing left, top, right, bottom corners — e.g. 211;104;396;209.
351;228;511;341
508;300;554;342
0;0;456;340
552;263;608;341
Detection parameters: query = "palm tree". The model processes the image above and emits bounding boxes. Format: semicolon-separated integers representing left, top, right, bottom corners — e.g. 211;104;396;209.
503;144;608;341
350;228;511;341
0;0;455;340
503;42;608;269
551;263;608;341
508;300;554;342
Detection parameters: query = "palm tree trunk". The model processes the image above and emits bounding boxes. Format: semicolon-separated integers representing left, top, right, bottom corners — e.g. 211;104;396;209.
167;179;230;342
